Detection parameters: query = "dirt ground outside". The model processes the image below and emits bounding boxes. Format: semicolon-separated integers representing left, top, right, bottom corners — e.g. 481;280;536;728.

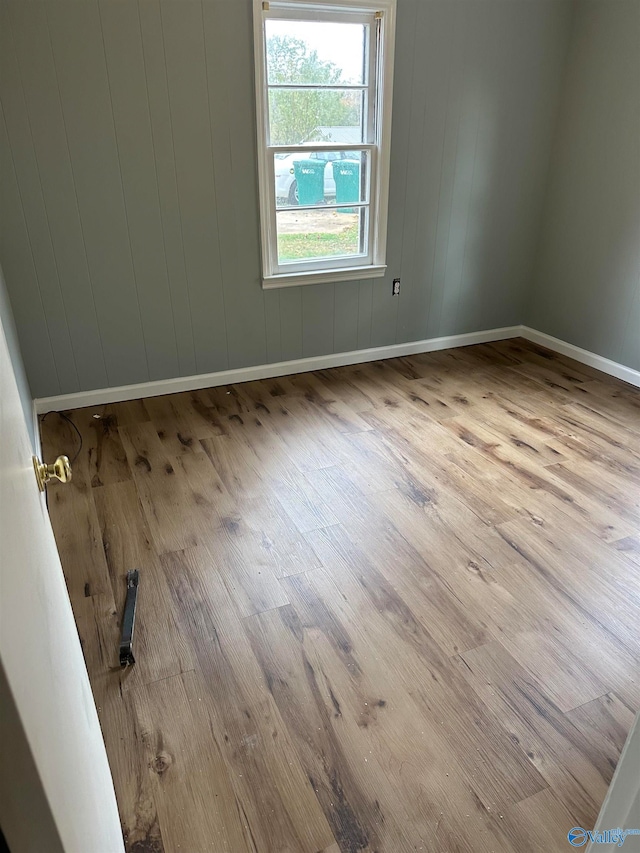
277;209;359;234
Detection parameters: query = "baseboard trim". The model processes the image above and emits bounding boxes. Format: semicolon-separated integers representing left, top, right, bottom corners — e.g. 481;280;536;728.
33;325;522;413
520;327;640;389
33;323;640;413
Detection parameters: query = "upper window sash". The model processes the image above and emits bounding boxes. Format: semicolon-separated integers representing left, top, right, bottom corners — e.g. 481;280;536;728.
263;11;376;148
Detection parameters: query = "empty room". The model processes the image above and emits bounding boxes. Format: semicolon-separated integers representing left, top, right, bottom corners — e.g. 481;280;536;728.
1;0;639;851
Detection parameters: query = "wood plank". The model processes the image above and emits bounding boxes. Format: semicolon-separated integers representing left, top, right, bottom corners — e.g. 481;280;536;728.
546;458;640;527
200;433;267;500
613;534;640;569
361;484;534;642
305;522;491;658
72;593;164;851
442;414;635;541
47;477;112;601
119;420;172;479
41;342;640;851
502;788;577;853
558;401;640;463
133;450;237;554
159;547;335;852
358;419;518;524
201;536;290;619
144;391;226;457
499;630;607;713
457;641;610;828
496;518;640;655
565;692;637;784
248;574;533;853
276;372;374;435
284;569;546;812
93;480;195;687
568;379;640;430
245;602;441;853
131;670;254;853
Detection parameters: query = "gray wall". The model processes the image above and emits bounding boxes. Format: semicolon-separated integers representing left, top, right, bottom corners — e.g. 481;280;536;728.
0;0;572;399
527;0;640;372
0;263;35;448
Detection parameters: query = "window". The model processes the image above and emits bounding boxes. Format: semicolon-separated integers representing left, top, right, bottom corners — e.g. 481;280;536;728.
253;0;396;288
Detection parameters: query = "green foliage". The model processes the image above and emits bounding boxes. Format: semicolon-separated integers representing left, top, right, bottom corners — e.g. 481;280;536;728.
267;35;359;145
278;221;359;260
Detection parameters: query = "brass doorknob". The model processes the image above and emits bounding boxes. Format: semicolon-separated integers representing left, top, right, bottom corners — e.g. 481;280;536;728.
33;455;72;492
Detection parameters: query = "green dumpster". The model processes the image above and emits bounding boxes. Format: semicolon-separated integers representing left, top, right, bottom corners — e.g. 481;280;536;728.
332;159;361;212
293;159;325;205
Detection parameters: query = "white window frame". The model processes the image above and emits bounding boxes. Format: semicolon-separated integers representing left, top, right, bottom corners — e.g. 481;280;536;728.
253;0;396;289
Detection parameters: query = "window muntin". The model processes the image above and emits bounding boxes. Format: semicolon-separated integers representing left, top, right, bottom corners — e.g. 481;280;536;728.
254;0;396;287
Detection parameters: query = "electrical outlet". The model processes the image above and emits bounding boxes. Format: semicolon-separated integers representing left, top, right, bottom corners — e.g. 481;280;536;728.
392;278;400;296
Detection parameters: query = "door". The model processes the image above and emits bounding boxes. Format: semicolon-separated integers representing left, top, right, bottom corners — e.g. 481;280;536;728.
0;312;123;850
586;714;640;852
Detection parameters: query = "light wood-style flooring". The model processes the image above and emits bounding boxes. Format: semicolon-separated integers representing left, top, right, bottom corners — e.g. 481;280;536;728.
41;338;640;853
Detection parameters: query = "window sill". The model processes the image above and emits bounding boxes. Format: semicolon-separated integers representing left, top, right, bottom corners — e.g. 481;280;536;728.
262;264;387;289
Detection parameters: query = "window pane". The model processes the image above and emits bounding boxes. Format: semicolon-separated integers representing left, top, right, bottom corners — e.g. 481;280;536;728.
266;20;367;86
268;89;363;146
277;208;367;264
274;150;369;208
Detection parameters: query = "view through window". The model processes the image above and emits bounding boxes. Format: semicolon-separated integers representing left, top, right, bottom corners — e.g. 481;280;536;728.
254;0;396;287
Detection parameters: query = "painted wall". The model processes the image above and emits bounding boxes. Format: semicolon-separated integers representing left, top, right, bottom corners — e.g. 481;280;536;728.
0;0;572;398
527;0;640;372
0;263;35;449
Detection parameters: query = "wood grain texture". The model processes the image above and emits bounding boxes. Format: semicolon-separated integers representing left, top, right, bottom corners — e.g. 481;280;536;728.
41;339;640;852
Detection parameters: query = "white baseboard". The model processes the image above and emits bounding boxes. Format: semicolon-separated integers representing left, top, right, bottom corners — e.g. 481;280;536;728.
33;323;640;413
520;327;640;389
33;325;522;413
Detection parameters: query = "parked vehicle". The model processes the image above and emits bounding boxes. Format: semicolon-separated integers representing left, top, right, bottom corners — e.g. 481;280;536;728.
275;150;350;205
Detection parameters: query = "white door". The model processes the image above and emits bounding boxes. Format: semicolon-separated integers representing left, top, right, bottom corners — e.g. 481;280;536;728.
587;714;640;852
0;315;123;850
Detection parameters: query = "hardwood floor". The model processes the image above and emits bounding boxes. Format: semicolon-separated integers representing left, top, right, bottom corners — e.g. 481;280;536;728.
41;337;640;853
